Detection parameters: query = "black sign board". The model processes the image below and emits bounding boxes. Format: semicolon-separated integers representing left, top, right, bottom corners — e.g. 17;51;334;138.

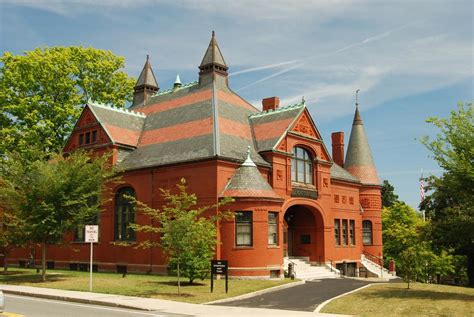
210;260;228;293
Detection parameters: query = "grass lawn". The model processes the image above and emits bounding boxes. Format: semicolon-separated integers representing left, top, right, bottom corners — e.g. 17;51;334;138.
0;268;295;304
322;282;474;317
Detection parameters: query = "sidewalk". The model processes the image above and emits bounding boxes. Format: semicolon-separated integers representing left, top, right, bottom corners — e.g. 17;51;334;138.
0;284;349;316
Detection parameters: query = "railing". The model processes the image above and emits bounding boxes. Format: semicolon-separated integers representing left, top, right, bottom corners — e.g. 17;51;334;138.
325;258;341;276
362;251;385;277
362;251;383;267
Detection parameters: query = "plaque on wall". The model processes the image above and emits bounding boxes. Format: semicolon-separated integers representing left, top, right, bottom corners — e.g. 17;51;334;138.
291;187;318;199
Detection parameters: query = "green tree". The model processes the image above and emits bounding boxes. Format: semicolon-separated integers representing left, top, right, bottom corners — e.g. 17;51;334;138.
130;179;232;295
382;202;454;287
0;150;119;280
0;202;28;272
0;46;135;160
381;179;399;207
421;102;474;286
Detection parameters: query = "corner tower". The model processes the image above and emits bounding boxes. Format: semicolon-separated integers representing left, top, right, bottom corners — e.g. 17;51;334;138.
132;55;159;107
345;96;383;258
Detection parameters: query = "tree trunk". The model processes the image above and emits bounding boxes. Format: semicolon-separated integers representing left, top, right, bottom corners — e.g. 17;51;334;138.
177;260;181;296
468;253;474;287
41;242;46;282
3;251;8;272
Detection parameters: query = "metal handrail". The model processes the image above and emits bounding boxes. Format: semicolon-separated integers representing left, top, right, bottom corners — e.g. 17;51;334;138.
362;251;385;277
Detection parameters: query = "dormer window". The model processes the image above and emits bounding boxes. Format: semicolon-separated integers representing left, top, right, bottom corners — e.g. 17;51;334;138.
291;147;313;184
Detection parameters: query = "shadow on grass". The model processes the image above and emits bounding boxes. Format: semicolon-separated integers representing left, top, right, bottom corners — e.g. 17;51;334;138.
0;271;68;284
363;285;474;302
147;280;206;287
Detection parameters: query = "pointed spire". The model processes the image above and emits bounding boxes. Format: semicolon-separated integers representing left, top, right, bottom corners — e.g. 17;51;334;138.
199;31;228;78
173;74;182;89
353;89;363;125
132;55;159;107
136;55;159;88
345;96;380;185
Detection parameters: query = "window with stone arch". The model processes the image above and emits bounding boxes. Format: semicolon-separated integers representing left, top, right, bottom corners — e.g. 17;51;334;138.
362;220;373;245
291;146;314;184
114;187;136;241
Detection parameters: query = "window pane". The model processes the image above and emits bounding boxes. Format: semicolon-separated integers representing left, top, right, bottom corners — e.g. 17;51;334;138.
85;132;91;144
79;134;84;145
92;130;97;142
334;219;340;246
350;220;355;245
236;211;252;246
268;212;278;245
115;187;136;241
297;160;304;181
305;162;312;183
363;221;372;245
342;220;348;246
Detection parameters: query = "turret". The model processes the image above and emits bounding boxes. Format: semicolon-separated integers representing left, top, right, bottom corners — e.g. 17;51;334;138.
132;55;159;107
198;31;228;86
345;99;380;185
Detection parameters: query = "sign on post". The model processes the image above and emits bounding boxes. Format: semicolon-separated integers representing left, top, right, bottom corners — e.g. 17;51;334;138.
210;260;228;293
85;225;99;291
85;225;99;243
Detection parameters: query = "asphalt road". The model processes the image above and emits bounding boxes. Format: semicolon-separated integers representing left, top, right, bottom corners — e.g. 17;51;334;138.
217;278;374;312
2;294;188;317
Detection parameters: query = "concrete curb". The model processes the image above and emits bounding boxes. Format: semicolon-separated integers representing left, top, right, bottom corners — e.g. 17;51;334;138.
0;289;152;312
204;279;306;305
314;283;387;313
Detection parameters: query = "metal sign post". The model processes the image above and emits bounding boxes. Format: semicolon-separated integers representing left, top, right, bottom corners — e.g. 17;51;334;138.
210;260;228;293
85;225;99;292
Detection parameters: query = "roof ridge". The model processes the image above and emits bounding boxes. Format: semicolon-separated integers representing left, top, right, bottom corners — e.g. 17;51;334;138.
88;101;146;118
151;80;199;97
249;101;305;118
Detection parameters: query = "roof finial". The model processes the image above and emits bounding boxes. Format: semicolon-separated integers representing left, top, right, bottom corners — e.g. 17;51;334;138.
302;96;306;105
212;30;215;38
174;74;182;89
355;89;360;107
242;145;256;167
146;54;149;61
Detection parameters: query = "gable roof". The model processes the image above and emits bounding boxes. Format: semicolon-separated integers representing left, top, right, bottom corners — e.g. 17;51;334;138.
249;102;305;152
87;102;146;147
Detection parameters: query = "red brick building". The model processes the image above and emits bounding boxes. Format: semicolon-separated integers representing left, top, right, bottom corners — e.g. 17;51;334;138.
10;33;384;278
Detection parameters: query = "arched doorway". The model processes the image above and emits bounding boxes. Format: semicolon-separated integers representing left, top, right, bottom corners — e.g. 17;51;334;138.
284;205;325;263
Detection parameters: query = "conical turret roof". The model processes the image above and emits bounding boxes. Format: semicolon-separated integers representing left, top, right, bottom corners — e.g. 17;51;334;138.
221;147;282;199
136;55;159;89
345;106;380;185
200;31;227;68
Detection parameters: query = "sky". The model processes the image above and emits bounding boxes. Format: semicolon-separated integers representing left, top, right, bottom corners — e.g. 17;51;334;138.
1;0;473;209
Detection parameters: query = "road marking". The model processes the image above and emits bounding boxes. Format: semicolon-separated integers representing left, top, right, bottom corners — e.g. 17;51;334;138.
2;313;26;317
5;295;164;316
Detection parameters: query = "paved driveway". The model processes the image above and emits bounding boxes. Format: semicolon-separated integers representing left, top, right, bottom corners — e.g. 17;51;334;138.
216;278;375;312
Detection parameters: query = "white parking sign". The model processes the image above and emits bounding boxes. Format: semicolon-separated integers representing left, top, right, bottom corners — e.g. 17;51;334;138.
85;225;99;243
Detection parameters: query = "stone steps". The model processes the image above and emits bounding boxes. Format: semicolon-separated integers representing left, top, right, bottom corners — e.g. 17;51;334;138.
284;257;339;280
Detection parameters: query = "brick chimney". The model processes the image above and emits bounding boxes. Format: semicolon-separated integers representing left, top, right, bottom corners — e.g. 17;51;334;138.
331;131;345;167
262;97;280;112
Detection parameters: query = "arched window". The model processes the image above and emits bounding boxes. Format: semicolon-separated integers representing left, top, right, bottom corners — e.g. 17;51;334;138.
362;220;373;245
291;147;313;184
115;187;136;241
